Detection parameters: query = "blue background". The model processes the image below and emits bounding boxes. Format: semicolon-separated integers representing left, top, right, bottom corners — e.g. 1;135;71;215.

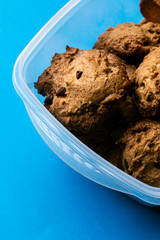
1;0;160;239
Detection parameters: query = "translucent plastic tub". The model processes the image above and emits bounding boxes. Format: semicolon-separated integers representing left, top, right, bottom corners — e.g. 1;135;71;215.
13;0;160;206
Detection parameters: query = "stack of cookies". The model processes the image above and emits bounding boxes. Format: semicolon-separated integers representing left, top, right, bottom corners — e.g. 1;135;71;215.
35;0;160;187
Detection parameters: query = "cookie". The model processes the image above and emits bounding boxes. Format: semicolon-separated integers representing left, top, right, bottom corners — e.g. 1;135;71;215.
140;0;160;23
110;120;160;187
135;46;160;117
34;46;131;134
93;23;151;63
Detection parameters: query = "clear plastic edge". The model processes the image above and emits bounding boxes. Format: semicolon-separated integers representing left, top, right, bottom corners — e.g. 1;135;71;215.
25;105;160;206
12;0;160;202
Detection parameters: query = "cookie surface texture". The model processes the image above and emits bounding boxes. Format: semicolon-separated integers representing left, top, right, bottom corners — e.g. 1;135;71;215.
34;46;130;133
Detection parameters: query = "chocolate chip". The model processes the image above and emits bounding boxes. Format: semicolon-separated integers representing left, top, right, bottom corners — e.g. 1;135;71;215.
141;82;145;87
154;161;160;169
45;71;50;76
44;94;53;105
151;72;158;80
76;71;83;79
148;29;155;34
124;159;129;170
56;87;66;97
148;143;154;148
155;79;160;86
124;43;129;50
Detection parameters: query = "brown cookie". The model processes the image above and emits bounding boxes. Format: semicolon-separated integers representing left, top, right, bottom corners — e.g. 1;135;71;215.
34;46;132;134
93;23;151;64
135;46;160;117
110;120;160;187
140;0;160;23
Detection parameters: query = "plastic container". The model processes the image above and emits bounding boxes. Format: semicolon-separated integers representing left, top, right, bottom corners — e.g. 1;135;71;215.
13;0;160;206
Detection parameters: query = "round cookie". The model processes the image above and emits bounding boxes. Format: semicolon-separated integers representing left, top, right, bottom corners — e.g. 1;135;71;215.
140;0;160;23
110;120;160;187
34;46;131;134
93;23;151;63
135;47;160;118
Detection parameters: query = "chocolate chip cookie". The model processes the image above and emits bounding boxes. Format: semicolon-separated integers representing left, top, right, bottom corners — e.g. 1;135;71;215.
110;120;160;187
94;22;160;65
34;46;131;134
93;23;151;63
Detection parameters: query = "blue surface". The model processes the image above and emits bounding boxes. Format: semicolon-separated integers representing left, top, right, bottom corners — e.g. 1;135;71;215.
1;0;160;239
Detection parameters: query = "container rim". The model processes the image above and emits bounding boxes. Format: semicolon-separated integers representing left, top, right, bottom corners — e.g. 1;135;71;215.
12;0;160;201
